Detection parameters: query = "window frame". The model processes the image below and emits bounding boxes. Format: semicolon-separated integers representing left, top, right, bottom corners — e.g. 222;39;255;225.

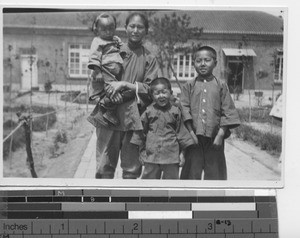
68;43;90;78
172;53;196;80
274;50;283;84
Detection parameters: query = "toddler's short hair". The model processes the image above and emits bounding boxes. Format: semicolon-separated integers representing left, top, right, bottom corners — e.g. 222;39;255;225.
193;45;217;60
150;77;172;95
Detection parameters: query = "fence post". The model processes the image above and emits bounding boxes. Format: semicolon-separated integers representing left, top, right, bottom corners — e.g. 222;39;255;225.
17;112;38;178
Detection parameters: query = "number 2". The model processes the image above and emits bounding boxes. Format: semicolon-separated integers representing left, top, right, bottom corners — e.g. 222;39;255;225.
133;223;139;231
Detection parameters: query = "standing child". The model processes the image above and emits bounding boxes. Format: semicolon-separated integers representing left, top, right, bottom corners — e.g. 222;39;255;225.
131;77;195;179
87;12;134;127
180;46;241;180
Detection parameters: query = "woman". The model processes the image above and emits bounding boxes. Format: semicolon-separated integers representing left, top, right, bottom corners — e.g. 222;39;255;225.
93;12;160;179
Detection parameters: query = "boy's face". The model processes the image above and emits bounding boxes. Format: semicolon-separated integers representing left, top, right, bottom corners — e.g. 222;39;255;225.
152;83;172;108
97;17;115;41
194;50;217;77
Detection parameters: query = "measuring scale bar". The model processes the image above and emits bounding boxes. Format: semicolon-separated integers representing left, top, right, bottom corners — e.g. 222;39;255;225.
0;218;278;237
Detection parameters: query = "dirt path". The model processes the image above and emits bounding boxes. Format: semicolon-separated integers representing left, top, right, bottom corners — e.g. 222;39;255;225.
226;137;281;181
75;130;281;181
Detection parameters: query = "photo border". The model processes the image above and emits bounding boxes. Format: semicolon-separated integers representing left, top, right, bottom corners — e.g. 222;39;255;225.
0;2;287;189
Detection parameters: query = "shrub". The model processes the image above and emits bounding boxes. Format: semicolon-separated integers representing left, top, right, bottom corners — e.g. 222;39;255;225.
237;107;282;127
53;129;68;151
54;129;68;144
233;124;282;154
32;112;57;132
4;104;57;132
3;124;25;159
60;91;96;104
3;120;18;129
60;91;81;102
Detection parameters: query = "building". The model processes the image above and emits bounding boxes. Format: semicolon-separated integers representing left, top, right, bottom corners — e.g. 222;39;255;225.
3;9;284;99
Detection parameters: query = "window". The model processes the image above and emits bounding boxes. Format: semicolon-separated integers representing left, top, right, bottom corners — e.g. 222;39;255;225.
68;44;90;78
172;53;195;80
274;50;283;83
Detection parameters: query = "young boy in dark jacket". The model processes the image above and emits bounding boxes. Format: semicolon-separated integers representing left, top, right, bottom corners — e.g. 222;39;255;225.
180;46;241;180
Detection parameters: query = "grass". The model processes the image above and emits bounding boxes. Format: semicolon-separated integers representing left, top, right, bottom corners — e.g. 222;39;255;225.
233;123;282;155
3;121;26;159
237;106;282;127
3;104;57;159
233;106;282;155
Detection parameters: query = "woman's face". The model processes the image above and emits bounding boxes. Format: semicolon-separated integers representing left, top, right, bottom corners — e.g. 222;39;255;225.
126;15;147;43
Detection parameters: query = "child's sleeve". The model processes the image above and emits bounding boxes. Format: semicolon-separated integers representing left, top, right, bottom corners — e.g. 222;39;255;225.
88;38;103;70
130;110;149;147
220;82;241;129
176;108;196;150
179;82;193;122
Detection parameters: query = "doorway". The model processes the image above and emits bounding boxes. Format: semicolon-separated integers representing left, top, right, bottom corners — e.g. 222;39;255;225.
20;54;38;91
227;61;244;94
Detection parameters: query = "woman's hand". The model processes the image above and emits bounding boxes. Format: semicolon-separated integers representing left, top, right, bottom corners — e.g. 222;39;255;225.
110;92;123;104
105;81;126;98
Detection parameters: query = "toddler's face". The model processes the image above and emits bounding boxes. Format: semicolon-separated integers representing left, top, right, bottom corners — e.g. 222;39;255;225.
152;83;172;108
194;50;217;77
97;18;116;41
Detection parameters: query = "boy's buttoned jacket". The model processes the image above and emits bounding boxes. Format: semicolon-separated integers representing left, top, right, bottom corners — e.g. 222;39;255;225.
131;103;194;164
180;76;241;138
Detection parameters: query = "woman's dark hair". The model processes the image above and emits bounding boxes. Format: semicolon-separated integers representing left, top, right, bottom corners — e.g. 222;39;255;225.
125;12;149;34
150;77;172;94
92;12;117;33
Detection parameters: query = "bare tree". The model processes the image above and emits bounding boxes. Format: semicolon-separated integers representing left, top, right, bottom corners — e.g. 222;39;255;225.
148;12;203;89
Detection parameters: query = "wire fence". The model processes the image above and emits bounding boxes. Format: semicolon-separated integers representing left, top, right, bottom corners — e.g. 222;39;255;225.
3;121;25;143
2;88;93;178
3;90;87;142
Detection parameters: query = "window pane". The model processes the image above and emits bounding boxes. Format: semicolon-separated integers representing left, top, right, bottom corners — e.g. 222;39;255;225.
70;44;79;49
274;53;283;82
185;58;189;66
179;55;184;65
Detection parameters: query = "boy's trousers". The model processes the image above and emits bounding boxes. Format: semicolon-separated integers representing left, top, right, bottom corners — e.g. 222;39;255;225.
95;125;142;179
180;135;227;180
142;163;179;179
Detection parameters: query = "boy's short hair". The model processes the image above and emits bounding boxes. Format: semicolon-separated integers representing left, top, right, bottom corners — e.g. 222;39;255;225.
192;45;217;60
150;77;172;94
92;12;117;33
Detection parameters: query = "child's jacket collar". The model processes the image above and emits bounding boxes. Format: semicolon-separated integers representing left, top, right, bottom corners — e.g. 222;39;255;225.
196;74;215;82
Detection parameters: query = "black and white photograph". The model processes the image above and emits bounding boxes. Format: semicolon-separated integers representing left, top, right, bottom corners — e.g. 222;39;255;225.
1;6;285;187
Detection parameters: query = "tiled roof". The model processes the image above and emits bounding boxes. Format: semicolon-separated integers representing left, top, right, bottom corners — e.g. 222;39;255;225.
3;10;283;35
185;10;283;35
